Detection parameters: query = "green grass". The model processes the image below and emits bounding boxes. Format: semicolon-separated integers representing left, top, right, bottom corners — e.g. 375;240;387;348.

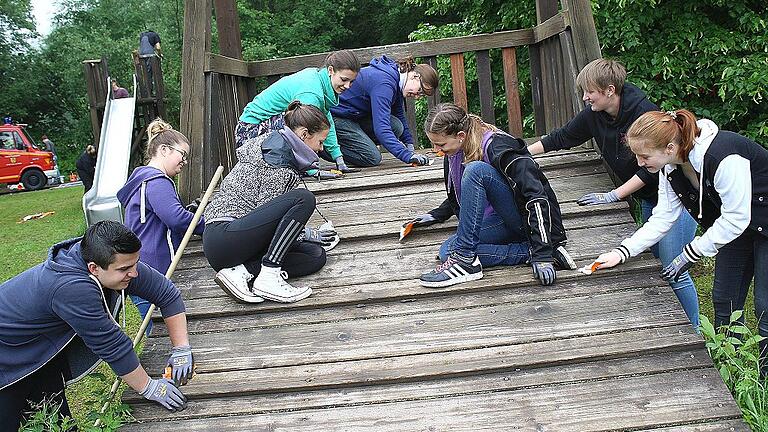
1;186;141;430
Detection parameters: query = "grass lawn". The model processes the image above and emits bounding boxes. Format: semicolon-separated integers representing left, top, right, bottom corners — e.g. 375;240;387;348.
0;186;142;430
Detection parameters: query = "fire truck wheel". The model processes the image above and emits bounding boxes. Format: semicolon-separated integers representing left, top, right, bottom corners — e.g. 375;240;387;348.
21;169;46;191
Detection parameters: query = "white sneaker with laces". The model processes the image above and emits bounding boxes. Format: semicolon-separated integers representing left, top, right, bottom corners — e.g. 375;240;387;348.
250;266;312;303
214;264;264;303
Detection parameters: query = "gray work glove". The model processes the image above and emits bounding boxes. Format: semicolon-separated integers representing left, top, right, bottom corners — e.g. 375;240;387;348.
409;154;430;166
303;226;338;247
335;156;360;174
407;213;438;228
317;169;343;180
185;198;201;213
140;378;187;412
576;190;619;206
532;262;556;286
166;344;194;386
661;251;697;283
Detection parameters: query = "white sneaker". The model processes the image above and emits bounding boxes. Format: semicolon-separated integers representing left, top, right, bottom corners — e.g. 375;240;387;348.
214;264;264;303
250;266;312;303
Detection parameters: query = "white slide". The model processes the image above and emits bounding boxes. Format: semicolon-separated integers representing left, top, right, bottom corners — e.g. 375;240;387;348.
83;75;136;226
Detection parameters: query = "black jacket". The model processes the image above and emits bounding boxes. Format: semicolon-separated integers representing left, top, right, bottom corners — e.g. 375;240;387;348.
429;133;567;263
541;83;659;201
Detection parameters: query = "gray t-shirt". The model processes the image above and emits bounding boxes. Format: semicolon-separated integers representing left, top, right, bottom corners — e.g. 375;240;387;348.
138;31;161;57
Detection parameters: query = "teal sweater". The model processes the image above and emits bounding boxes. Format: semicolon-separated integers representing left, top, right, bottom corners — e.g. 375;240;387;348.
240;67;341;160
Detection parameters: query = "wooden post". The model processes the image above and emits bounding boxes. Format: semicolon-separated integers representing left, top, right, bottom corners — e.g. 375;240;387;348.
179;0;212;202
476;50;494;124
561;0;602;70
449;53;468;111
213;0;243;59
501;48;523;137
531;0;559;135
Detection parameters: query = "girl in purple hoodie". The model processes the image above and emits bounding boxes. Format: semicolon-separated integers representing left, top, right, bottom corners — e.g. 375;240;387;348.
117;119;204;326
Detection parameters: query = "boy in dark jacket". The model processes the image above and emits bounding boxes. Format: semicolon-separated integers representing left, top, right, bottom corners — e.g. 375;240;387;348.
0;221;194;429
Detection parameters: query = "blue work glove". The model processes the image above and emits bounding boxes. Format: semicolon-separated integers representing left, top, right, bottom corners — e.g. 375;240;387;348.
409;154;430;166
303;226;337;247
140;378;187;412
661;250;699;282
335;156;359;174
532;262;556;286
166;345;194;386
184;198;201;213
407;213;438;228
576;190;619;206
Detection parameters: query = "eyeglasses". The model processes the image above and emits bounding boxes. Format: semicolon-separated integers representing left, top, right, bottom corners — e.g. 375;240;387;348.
414;74;431;97
164;144;189;163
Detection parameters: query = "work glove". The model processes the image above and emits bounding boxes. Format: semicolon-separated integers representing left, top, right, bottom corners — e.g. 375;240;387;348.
166;344;194;386
661;250;698;283
335;156;359;174
303;225;338;247
140;378;187;412
185;198;201;214
576;190;619;206
406;213;438;228
409;154;430;166
532;262;556;286
317;169;343;180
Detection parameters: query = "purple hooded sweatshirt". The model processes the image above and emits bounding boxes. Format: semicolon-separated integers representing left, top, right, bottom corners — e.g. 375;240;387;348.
117;166;204;274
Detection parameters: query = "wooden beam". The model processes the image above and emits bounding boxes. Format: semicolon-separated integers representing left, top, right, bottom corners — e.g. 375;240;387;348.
179;0;212;202
450;54;468;111
213;0;242;59
476;50;494;124
501;48;523;137
561;0;602;70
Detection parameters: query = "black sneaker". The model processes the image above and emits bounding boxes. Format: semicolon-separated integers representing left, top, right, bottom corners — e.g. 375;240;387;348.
552;245;577;270
420;254;483;288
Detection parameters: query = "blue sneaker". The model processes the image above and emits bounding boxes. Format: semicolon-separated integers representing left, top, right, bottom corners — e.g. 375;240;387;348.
419;254;483;288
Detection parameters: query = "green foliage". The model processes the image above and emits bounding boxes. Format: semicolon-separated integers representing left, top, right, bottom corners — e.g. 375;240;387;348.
700;312;768;430
19;397;77;432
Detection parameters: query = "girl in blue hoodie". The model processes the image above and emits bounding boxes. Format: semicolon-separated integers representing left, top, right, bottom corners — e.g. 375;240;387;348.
330;56;439;167
237;50;360;178
117;119;204;328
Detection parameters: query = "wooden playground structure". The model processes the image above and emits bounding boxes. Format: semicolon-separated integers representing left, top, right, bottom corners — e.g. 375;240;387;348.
121;0;747;429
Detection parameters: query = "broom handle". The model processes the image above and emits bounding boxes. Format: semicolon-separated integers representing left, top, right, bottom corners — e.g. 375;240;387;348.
94;166;224;427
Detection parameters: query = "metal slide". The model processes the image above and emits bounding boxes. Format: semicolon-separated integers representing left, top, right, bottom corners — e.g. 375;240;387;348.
83;75;136;225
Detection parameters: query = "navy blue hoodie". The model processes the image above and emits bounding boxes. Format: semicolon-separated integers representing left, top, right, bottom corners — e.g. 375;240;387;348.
331;56;415;163
0;238;185;389
117;166;204;274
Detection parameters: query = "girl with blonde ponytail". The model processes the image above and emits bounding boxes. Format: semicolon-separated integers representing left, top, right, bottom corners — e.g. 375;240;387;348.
594;109;768;376
409;103;575;288
117;118;204;329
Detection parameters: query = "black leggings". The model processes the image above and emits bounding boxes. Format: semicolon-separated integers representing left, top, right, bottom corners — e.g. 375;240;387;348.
0;352;72;432
203;188;326;277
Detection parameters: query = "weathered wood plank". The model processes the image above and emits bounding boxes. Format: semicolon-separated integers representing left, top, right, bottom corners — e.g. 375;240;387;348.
213;0;242;59
449;53;468;110
501;47;523;137
476;50;494;123
128;347;709;420
638;420;750;432
125;368;738;431
425;56;440;110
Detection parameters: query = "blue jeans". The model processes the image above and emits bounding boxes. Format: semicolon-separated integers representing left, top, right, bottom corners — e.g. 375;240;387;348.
640;199;700;327
333;115;404;167
712;229;768;376
130;295;153;335
443;161;530;267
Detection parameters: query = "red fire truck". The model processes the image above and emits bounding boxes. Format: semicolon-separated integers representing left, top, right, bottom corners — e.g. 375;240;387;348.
0;119;60;191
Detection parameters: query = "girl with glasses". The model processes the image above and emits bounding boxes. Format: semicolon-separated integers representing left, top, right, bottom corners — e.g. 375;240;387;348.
331;56;438;167
118;118;204;329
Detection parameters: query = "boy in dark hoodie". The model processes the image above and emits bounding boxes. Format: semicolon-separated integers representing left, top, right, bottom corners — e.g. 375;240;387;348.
526;58;700;327
117;119;204;332
330;56;438;167
0;221;193;429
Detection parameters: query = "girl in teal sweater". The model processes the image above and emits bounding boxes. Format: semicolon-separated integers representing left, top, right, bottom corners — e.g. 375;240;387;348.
237;50;360;177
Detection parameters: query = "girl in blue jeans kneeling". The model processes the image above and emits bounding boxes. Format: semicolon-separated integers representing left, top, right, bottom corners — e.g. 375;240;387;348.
411;103;576;288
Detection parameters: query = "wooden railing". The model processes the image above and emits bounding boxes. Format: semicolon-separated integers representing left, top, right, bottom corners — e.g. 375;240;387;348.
179;0;601;201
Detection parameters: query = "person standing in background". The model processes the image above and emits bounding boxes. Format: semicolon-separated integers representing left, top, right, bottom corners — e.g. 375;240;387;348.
138;30;162;94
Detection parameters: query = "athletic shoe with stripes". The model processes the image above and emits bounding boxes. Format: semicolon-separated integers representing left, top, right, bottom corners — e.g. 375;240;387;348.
552;245;577;270
419;254;483;288
214;264;265;303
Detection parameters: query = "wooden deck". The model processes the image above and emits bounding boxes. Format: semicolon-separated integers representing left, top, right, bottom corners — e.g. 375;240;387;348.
123;149;746;431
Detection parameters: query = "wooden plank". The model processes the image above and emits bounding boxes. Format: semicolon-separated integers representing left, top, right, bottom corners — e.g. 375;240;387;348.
124;369;740;431
405;97;417;144
535;0;559;23
476;50;494;123
561;0;602;71
501;47;523;137
213;0;242;59
203;16;568;78
529;43;546;136
559;30;584;119
449;53;468;110
127;347;710;420
638;421;750;432
179;0;212;202
425;56;440;110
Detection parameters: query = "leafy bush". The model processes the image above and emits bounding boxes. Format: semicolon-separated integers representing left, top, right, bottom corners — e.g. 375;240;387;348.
700;311;768;430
